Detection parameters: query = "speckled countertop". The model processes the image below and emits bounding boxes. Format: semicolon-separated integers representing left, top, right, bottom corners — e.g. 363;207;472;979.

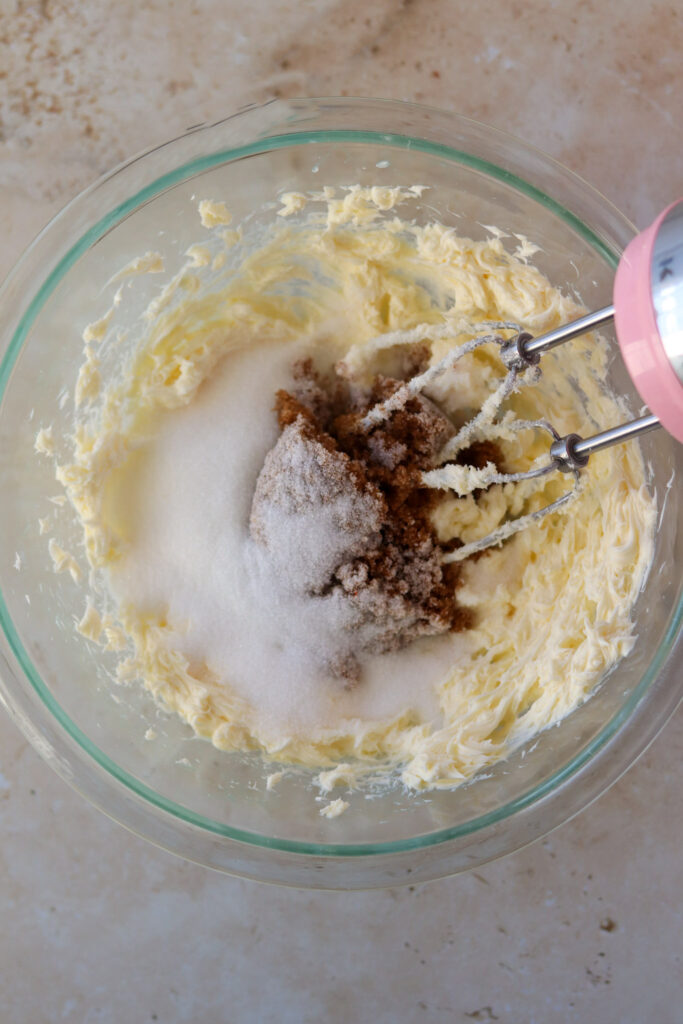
0;2;682;1022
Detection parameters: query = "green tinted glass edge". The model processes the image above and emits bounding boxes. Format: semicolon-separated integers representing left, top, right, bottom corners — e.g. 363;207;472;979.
0;128;679;858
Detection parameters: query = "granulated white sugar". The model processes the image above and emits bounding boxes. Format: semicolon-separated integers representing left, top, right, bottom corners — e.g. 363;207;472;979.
249;418;385;599
105;341;465;740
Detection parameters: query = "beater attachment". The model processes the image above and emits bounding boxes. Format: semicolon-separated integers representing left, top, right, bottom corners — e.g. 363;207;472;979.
359;323;584;561
358;198;683;559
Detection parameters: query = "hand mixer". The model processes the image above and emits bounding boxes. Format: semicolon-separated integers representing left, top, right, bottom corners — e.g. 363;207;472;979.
362;198;683;560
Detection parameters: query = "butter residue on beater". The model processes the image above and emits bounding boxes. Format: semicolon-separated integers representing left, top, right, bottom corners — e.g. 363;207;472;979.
38;185;656;793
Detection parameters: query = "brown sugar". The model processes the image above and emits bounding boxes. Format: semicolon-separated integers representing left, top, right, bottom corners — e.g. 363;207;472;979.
250;358;501;684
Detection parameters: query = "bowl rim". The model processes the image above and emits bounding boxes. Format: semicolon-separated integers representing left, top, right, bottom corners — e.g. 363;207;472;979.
0;96;681;862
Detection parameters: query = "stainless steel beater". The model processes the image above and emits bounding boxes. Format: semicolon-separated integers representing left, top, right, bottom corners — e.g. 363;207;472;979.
366;199;683;560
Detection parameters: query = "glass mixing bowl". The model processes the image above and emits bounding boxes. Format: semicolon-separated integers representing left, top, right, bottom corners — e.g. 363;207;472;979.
0;98;680;889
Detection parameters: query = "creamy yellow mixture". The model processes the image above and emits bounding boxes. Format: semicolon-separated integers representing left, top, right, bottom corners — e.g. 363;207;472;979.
39;185;656;793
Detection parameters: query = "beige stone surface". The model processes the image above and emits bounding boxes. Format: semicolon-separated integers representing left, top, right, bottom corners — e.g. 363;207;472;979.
0;1;681;1021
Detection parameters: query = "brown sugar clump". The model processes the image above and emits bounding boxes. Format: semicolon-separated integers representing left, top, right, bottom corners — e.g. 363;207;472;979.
250;359;501;684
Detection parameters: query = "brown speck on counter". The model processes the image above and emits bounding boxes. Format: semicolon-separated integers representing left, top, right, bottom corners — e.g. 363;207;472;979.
465;1008;499;1021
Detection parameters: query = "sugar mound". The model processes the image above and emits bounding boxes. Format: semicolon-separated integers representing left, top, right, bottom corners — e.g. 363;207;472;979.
106;343;471;736
249;361;484;684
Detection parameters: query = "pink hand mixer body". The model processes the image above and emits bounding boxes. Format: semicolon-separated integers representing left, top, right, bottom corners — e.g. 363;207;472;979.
503;197;683;466
613;199;683;445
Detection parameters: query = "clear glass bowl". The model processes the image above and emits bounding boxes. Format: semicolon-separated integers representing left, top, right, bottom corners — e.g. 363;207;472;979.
0;98;680;889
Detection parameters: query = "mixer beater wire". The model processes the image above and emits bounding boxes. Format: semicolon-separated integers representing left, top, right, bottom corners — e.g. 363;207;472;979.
355;321;583;561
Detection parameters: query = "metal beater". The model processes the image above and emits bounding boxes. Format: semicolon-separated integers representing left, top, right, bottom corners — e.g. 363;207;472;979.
366;199;683;560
